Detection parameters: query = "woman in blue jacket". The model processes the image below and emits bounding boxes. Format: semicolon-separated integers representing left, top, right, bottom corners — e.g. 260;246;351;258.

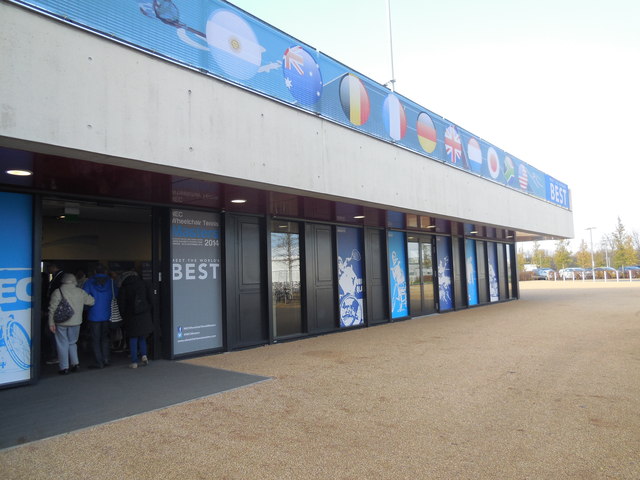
83;264;116;369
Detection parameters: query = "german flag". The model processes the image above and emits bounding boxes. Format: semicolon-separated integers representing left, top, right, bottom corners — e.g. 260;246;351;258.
339;74;370;126
416;112;437;153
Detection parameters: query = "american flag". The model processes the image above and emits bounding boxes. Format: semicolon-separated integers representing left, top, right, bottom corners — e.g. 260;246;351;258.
444;125;462;163
519;164;528;190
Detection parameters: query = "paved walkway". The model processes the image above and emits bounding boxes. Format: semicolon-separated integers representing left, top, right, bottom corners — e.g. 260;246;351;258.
1;282;639;479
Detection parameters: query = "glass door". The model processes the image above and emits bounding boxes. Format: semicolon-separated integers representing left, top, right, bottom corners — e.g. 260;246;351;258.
271;221;302;337
408;235;436;316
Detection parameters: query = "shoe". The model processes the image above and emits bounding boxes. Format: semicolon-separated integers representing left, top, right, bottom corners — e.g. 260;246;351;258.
70;364;79;372
88;364;104;370
46;358;59;365
141;355;148;366
103;361;110;367
58;369;69;375
129;363;138;369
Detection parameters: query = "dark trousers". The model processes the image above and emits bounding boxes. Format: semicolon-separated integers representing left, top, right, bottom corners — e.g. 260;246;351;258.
89;321;111;367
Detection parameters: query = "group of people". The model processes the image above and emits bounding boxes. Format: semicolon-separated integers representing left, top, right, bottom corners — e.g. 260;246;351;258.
46;263;154;374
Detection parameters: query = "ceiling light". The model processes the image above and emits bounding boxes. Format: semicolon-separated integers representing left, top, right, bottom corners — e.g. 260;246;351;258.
353;215;365;219
426;225;436;229
6;169;33;176
469;230;478;234
230;199;246;204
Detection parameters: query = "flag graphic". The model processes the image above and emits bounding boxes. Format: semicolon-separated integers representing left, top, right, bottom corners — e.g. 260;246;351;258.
487;147;500;179
444;125;462;164
206;9;265;80
383;94;407;141
417;112;437;153
339;74;370;126
519;164;529;190
503;156;515;185
467;138;482;173
282;46;323;106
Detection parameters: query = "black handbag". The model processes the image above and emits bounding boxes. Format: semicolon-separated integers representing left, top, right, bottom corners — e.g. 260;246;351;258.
53;288;75;324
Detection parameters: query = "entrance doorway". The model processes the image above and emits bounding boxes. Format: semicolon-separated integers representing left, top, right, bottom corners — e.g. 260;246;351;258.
40;198;157;373
407;235;436;316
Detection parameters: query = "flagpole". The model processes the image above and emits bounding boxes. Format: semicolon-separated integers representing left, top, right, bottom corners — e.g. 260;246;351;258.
386;0;396;92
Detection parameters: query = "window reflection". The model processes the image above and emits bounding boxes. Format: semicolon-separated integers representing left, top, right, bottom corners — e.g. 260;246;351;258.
271;221;302;337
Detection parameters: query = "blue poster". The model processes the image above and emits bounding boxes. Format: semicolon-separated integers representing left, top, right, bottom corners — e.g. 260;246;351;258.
436;236;453;311
0;192;33;386
18;0;569;207
465;239;478;306
171;209;223;355
387;231;408;319
336;227;364;328
487;242;499;302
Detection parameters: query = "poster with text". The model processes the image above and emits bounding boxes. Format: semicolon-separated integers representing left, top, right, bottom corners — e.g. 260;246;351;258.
387;231;408;319
465;239;479;306
171;209;223;355
436;236;453;311
487;242;500;302
336;227;364;327
0;192;33;386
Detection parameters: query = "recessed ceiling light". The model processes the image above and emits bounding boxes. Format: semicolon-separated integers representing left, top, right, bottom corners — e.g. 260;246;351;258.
6;169;33;176
230;199;246;204
353;215;365;219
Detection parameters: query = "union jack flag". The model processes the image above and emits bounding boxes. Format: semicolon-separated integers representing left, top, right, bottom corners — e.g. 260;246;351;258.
445;125;462;164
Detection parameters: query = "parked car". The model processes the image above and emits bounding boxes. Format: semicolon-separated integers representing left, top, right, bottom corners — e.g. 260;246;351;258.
559;267;590;280
619;266;640;277
531;268;553;280
594;267;618;279
541;268;556;280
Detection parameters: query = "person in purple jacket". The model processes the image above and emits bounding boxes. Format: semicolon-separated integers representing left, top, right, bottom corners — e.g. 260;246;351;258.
83;264;116;369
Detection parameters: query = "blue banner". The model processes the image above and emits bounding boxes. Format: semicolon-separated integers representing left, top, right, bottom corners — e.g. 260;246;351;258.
387;231;408;319
545;175;570;208
487;242;499;302
336;227;364;328
15;0;569;208
436;236;453;311
0;192;33;386
465;239;478;306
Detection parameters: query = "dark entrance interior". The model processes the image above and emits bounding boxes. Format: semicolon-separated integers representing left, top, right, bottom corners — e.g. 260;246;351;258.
40;198;157;374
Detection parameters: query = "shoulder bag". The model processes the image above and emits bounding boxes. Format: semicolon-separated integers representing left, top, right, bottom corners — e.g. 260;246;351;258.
53;288;75;324
109;280;123;323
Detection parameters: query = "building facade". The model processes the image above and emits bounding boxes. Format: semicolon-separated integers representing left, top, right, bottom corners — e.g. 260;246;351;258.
0;0;573;388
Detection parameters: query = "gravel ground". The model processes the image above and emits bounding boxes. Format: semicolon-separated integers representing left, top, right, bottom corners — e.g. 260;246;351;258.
2;281;639;479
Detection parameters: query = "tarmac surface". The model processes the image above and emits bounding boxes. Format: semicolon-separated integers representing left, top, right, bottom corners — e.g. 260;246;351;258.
1;281;639;479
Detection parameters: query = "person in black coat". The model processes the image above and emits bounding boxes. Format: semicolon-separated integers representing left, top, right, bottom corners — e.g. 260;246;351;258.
117;270;154;368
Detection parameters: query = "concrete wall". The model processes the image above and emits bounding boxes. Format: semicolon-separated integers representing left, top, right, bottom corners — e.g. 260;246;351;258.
0;3;573;238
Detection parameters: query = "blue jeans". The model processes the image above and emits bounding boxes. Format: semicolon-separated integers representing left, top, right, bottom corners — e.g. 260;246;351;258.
89;321;111;367
54;325;81;370
129;336;147;364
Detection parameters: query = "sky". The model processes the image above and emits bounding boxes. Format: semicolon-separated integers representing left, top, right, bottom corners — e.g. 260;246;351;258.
229;0;640;252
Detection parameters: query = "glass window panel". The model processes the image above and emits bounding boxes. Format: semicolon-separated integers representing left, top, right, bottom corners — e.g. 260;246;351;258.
271;221;302;337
